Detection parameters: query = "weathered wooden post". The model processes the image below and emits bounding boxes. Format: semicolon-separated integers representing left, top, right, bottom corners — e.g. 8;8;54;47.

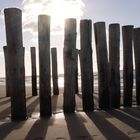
30;47;37;96
63;18;76;113
4;8;26;120
109;24;120;108
51;47;59;95
94;22;110;109
3;46;10;97
122;25;133;107
38;15;52;117
80;20;94;111
134;28;140;105
74;51;79;94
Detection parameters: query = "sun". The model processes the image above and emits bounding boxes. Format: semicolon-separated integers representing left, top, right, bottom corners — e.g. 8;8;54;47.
47;0;67;31
46;0;84;32
22;0;85;34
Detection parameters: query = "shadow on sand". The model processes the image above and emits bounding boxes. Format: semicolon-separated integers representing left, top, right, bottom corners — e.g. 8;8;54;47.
86;112;131;140
64;113;93;140
0;94;140;140
0;98;10;106
24;118;54;140
0;96;34;117
0;121;25;140
106;109;140;132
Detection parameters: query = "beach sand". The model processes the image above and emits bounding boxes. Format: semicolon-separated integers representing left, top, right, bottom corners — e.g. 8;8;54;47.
0;85;140;140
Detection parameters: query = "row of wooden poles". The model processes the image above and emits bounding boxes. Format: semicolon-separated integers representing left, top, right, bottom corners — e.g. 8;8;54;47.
2;8;140;121
4;47;59;96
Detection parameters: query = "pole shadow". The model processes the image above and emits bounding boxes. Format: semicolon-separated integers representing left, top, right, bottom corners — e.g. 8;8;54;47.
27;97;39;117
24;118;54;140
0;96;34;118
120;107;140;119
64;113;93;140
0;98;10;106
86;112;131;140
107;109;140;131
0;121;25;140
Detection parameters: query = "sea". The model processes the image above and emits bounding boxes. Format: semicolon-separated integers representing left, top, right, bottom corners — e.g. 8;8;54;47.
0;71;137;105
0;71;135;88
0;71;134;87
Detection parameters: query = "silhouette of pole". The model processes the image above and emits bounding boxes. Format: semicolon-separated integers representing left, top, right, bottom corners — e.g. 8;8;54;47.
4;8;26;121
122;25;133;107
80;19;94;111
94;22;110;109
74;51;79;94
134;28;140;105
30;47;37;96
3;46;10;97
63;18;76;113
38;15;52;117
109;24;120;108
51;47;59;95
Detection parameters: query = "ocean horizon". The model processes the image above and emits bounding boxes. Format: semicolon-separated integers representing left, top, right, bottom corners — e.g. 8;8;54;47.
0;70;135;88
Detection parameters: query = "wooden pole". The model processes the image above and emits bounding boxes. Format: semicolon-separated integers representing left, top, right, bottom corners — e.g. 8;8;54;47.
109;24;120;108
94;22;110;109
74;51;79;94
3;46;10;97
4;8;26;121
80;20;94;111
63;18;76;113
122;25;133;107
30;47;37;96
134;28;140;105
51;47;59;95
38;15;52;117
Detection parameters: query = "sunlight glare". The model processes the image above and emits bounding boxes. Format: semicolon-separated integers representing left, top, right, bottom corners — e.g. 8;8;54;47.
47;0;66;31
22;0;85;34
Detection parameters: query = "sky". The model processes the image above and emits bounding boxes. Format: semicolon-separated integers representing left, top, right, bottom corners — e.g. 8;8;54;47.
0;0;140;77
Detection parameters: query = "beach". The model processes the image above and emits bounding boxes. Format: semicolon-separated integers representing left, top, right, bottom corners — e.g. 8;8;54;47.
1;0;140;139
0;79;140;140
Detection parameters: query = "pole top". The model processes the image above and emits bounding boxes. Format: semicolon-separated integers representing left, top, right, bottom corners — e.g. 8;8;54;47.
94;21;105;25
134;28;140;34
122;25;134;29
109;23;120;27
38;15;50;20
4;8;21;14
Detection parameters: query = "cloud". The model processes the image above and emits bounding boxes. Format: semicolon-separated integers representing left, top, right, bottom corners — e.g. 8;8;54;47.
22;0;85;35
23;19;37;35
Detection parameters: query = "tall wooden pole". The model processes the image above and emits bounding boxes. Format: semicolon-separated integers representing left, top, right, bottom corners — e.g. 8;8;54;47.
134;28;140;105
63;18;76;113
30;47;37;96
38;15;52;117
51;47;59;95
80;20;94;111
122;25;133;107
3;46;10;97
4;8;26;121
94;22;110;109
109;24;120;108
74;51;79;94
